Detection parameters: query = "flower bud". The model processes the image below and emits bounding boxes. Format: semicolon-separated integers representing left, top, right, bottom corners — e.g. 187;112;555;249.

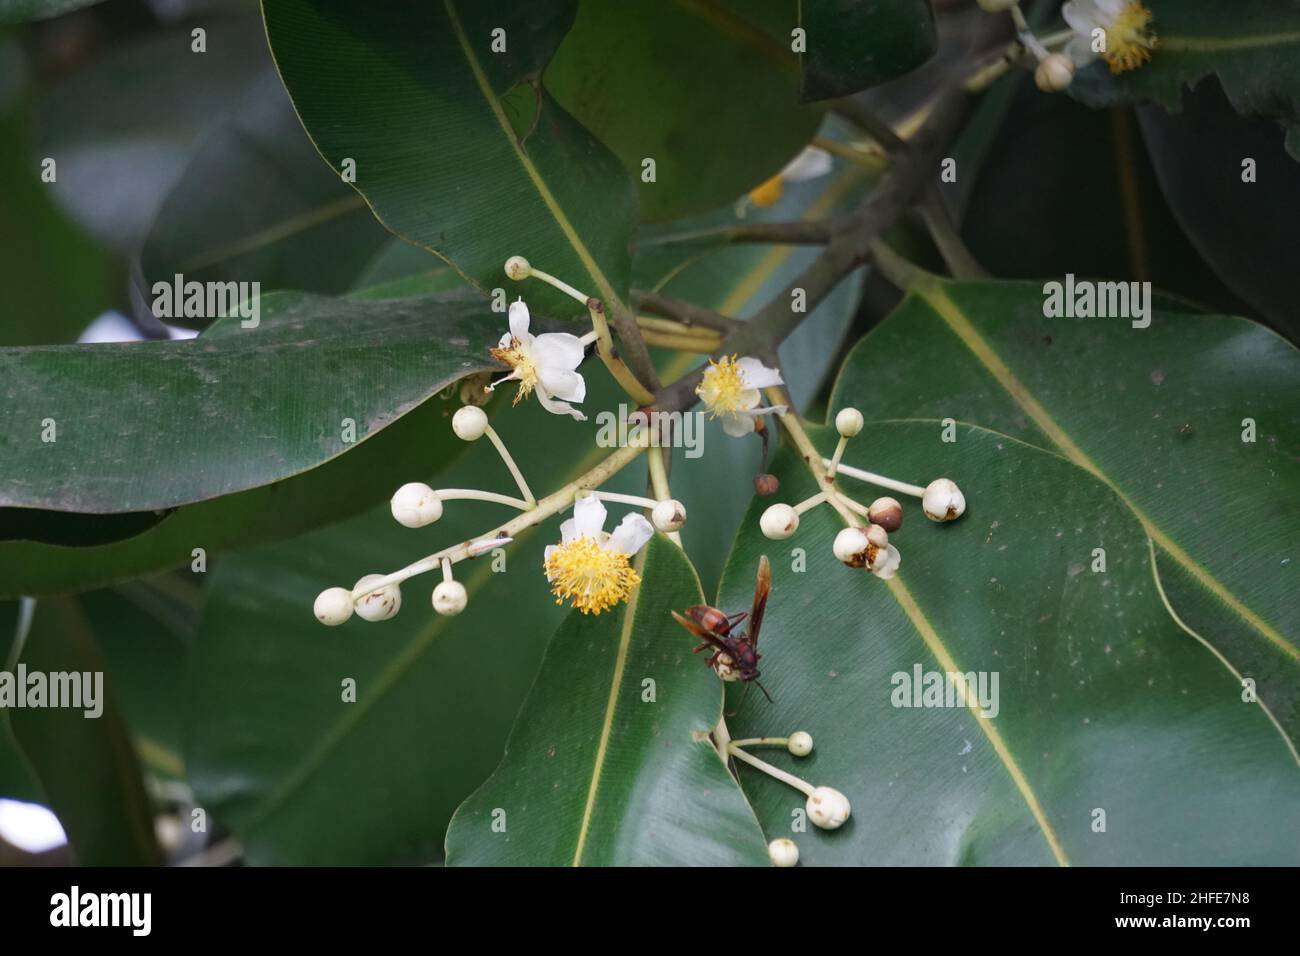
1035;53;1075;93
452;404;489;442
759;503;799;540
868;496;903;532
768;838;799;868
922;478;966;522
504;255;531;280
806;786;851;830
651;499;687;533
832;526;869;565
390;482;443;528
753;473;780;496
354;574;401;622
834;407;864;437
313;587;354;626
787;731;813;757
432;580;468;616
865;523;889;550
713;652;740;682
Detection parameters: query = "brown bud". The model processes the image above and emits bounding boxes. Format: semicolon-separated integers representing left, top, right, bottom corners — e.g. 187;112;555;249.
754;473;780;496
868;496;903;532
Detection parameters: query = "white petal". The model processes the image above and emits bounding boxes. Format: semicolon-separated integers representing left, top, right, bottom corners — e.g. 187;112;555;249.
536;388;588;421
544;544;558;578
781;146;832;182
497;331;514;349
737;356;784;390
1065;36;1097;66
605;513;654;556
538;366;586;403
508;299;531;340
721;412;756;438
531;331;586;371
559;518;578;544
1096;0;1126;21
1061;1;1100;35
572;494;607;539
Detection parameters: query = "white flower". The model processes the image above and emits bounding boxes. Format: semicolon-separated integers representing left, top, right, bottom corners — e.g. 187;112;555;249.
696;355;787;437
922;478;966;522
488;298;588;421
543;494;654;614
745;145;832;210
1062;0;1157;74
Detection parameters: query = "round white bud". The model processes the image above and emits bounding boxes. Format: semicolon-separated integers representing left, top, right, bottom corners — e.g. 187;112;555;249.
652;499;687;533
760;503;799;540
834;407;864;437
832;526;870;565
768;838;799;868
713;652;740;682
806;786;851;830
504;255;531;280
787;731;813;757
1035;53;1075;93
353;574;401;622
313;587;354;626
922;478;966;522
432;580;468;616
452;405;489;442
390;482;443;528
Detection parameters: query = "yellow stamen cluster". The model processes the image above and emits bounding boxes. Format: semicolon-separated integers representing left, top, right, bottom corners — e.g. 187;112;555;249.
489;338;537;405
543;537;640;615
1103;2;1157;74
697;354;748;416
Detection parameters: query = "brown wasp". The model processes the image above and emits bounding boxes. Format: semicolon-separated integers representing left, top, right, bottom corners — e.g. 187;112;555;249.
672;554;773;707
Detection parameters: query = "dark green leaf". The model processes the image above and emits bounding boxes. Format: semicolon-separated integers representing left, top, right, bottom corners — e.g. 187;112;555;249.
832;280;1300;752
263;0;637;319
722;422;1300;864
5;598;161;865
140;71;392;304
545;0;821;221
0;289;494;514
798;0;937;101
447;534;768;866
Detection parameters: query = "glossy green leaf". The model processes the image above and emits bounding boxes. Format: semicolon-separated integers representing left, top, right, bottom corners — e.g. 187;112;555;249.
140;71;392;304
0;289;494;514
545;0;821;221
1136;80;1300;338
187;373;659;865
797;0;936;102
447;534;767;866
832;280;1300;753
0;390;465;598
5;598;161;865
722;422;1300;864
1069;0;1300;160
263;0;637;320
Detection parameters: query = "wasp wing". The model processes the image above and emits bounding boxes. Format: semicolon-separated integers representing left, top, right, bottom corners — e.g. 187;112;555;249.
748;555;772;647
671;610;730;652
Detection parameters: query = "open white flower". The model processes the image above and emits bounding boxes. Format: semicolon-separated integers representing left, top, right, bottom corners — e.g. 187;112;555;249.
543;494;654;614
697;355;787;437
1062;0;1157;75
489;298;588;420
